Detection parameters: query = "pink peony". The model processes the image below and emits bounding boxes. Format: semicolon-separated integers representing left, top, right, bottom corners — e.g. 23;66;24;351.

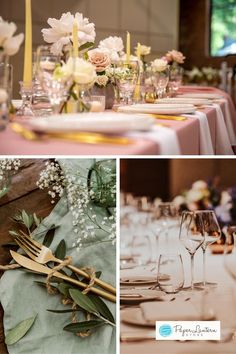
88;49;111;73
165;50;186;64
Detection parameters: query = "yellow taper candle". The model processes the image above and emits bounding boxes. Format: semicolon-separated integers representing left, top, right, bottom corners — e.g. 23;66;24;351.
126;31;131;63
23;0;32;84
137;42;141;60
73;21;79;58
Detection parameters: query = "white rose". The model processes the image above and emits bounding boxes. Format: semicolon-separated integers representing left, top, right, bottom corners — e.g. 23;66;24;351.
186;189;203;203
0;17;24;56
192;180;208;190
135;44;151;56
0;88;8;103
98;36;124;61
61;57;97;86
152;58;168;72
3;33;24;56
96;75;109;87
172;195;186;206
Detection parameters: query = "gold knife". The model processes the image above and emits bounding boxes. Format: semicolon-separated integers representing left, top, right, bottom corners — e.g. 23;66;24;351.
10;251;116;303
150;114;187;121
11;123;132;146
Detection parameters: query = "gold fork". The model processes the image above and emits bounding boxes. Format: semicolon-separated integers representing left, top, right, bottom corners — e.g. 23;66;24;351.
13;233;116;295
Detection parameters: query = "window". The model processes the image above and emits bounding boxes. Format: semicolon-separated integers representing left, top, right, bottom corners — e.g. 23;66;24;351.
210;0;236;57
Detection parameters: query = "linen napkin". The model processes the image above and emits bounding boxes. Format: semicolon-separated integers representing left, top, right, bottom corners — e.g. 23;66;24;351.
209;104;234;155
120;268;156;283
127;126;181;155
185;111;214;155
140;301;203;324
0;159;116;354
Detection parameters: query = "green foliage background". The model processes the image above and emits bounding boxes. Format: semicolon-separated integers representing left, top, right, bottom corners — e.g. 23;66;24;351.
211;0;236;56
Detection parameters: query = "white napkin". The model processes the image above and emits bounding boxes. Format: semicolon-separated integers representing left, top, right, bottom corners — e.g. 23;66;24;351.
120;268;156;283
208;104;234;155
220;100;236;144
140;301;202;323
185;111;214;155
127;126;181;155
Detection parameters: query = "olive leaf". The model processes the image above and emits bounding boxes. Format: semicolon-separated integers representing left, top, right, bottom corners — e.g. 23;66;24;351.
5;314;37;345
88;294;115;324
9;230;20;237
55;239;66;260
69;289;98;314
79;42;94;53
57;283;74;297
42;225;57;248
47;309;81;314
21;210;33;230
33;213;41;227
63;320;104;333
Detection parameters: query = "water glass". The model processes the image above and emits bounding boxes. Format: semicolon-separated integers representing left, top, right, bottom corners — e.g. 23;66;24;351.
152;67;170;98
131;235;152;266
168;66;184;96
90;95;106;111
157;254;184;294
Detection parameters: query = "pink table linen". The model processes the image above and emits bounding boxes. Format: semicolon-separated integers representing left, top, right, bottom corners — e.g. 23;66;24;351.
0;87;235;156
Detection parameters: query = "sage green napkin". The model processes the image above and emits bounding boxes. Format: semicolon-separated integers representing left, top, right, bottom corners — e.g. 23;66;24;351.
0;159;116;354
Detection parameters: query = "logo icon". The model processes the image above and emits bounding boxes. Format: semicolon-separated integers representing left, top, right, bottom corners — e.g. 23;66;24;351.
159;324;172;337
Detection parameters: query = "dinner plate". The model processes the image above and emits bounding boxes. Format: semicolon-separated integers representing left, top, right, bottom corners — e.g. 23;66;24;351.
177;93;224;100
118;104;196;115
120;289;164;303
27;112;155;134
121;308;155;327
156;98;211;105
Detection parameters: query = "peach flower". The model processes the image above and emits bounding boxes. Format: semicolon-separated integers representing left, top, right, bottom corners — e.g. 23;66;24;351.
165;50;186;64
88;49;111;73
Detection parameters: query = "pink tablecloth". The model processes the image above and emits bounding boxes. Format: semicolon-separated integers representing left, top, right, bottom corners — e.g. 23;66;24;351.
0;88;235;156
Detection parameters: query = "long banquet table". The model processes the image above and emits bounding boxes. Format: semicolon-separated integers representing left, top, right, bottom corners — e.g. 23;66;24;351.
120;229;236;354
0;87;235;156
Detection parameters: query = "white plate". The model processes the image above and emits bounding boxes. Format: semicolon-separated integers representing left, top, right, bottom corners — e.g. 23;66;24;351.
118;104;196;115
27;112;155;134
120;289;164;303
121;308;155;327
156;98;211;105
177;93;223;100
120;274;169;286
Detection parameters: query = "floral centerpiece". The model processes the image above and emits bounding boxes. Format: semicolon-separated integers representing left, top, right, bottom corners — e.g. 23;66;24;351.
184;66;221;87
0;16;24;62
164;49;186;68
172;179;236;226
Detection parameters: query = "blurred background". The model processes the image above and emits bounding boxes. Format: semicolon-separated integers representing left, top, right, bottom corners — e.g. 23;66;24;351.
0;0;236;98
121;159;236;200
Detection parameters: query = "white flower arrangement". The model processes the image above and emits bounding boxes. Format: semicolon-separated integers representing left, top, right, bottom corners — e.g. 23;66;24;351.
98;36;124;62
0;17;24;57
37;161;116;251
42;12;96;55
151;58;168;72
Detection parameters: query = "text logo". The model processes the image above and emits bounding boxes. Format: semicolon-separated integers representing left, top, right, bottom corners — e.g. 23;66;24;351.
156;321;221;341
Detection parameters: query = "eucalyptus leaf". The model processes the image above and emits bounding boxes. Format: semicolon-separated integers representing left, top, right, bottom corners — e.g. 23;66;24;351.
63;320;104;333
88;295;115;324
55;239;66;260
69;289;98;314
5;314;37;345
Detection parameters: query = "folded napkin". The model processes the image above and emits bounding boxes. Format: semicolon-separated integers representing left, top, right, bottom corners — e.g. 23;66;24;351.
185;111;214;155
120;268;156;283
209;104;234;155
140;301;202;323
127;126;181;155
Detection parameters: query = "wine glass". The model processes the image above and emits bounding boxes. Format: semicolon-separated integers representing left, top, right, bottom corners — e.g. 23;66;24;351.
168;66;184;96
198;211;221;288
113;60;139;105
154;202;179;246
179;211;205;290
152;66;170;98
157;254;184;294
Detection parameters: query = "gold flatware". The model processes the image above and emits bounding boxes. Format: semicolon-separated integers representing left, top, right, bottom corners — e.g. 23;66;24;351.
150;114;187;121
121;332;156;342
13;232;116;295
11;123;132;146
10;251;116;303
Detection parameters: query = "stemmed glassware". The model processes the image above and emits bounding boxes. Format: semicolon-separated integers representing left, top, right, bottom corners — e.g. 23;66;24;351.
198;211;221;288
113;60;139;105
179;211;205;291
152;66;170;98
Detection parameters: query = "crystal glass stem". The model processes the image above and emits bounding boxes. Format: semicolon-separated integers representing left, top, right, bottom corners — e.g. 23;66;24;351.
202;248;207;287
190;254;195;290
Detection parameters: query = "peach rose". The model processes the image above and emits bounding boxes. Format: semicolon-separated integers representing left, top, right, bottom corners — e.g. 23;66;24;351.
88;49;111;73
165;50;186;64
